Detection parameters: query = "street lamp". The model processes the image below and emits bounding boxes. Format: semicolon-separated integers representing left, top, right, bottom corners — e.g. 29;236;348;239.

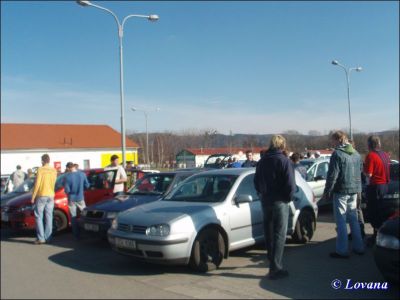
76;0;159;167
331;59;362;141
131;107;160;166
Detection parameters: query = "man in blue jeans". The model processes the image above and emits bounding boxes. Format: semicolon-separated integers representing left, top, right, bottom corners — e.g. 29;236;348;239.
322;131;364;258
254;135;296;280
64;162;90;239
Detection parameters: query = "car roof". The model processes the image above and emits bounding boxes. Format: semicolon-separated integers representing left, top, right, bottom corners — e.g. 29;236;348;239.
193;168;255;176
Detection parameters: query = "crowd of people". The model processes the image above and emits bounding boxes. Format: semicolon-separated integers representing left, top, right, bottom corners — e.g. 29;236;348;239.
254;131;392;279
5;131;392;281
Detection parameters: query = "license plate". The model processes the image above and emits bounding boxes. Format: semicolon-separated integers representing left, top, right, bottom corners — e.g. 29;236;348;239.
1;212;9;222
84;223;99;232
115;237;136;250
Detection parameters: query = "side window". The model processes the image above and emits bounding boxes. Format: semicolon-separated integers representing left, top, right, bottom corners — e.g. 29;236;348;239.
234;174;259;202
316;162;329;179
87;171;115;190
306;165;316;182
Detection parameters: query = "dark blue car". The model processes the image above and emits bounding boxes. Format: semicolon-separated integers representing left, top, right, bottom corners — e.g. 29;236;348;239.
78;170;198;237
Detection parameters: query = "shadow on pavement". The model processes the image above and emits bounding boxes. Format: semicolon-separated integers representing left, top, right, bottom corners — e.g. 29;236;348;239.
218;237;398;299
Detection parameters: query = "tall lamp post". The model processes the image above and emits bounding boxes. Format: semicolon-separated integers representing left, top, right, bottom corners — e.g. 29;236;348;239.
131;107;160;166
331;60;362;141
76;0;159;167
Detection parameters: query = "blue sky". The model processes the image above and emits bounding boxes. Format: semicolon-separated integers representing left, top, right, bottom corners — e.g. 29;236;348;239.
1;1;399;135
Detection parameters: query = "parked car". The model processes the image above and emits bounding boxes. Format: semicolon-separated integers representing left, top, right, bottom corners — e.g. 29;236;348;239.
1;168;117;232
1;177;36;207
203;153;233;169
79;170;199;238
361;162;399;222
374;212;399;285
107;168;318;272
300;158;330;206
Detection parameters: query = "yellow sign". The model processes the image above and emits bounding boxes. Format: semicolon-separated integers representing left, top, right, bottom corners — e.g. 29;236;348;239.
101;152;137;168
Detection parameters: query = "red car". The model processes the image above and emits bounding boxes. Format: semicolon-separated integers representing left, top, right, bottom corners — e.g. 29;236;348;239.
1;168;117;232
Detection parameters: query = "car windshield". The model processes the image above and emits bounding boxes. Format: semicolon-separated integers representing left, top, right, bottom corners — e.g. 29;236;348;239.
164;174;237;202
13;178;35;193
300;160;315;170
128;174;175;195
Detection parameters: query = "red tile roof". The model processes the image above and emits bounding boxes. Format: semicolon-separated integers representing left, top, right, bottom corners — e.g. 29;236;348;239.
1;123;138;150
186;147;266;156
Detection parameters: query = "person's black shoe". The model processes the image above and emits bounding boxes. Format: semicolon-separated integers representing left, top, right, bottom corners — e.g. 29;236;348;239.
329;252;350;259
268;270;289;280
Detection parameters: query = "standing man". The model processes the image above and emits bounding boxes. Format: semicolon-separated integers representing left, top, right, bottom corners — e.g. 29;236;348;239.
364;135;390;246
242;150;257;167
254;135;296;280
105;154;127;196
11;165;27;191
322;131;364;258
125;161;135;190
31;154;57;245
64;162;90;239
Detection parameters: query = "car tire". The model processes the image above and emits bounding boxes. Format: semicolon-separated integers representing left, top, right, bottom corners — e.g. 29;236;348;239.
189;228;225;272
292;210;315;244
53;210;68;233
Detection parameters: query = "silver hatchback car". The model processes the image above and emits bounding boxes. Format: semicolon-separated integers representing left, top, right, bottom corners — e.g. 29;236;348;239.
108;168;318;272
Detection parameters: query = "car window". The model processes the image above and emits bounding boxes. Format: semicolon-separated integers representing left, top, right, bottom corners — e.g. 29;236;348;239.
164;174;237;202
234;174;259;202
316;162;329;179
13;178;35;193
129;174;175;195
306;165;316;182
87;171;116;190
390;164;399;181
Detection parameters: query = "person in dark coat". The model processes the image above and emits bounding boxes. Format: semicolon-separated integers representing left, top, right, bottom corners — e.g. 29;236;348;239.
254;135;296;280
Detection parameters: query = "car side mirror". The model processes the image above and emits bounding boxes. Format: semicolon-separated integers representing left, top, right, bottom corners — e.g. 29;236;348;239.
235;194;253;204
314;175;325;181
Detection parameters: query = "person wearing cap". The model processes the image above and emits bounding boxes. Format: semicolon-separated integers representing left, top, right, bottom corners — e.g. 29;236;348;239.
64;162;90;239
105;154;127;196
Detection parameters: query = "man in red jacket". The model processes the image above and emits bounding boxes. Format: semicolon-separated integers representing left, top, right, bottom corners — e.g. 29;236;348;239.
364;135;390;246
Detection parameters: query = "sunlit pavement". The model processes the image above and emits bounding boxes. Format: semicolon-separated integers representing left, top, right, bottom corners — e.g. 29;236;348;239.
1;209;398;299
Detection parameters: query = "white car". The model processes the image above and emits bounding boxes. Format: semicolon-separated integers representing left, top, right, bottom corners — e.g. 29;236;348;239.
107;168;318;272
300;158;330;206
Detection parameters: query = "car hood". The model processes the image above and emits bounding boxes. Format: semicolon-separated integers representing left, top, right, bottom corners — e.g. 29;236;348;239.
117;200;217;227
88;193;162;212
1;191;27;206
3;192;32;207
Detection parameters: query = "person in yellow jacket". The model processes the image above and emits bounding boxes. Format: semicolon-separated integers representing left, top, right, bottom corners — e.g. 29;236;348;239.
31;154;57;245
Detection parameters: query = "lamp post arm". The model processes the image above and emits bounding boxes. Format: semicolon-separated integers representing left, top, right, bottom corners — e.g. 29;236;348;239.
88;2;122;33
122;14;151;29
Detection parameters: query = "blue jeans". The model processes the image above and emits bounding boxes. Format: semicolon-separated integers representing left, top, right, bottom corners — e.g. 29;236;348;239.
34;196;54;242
333;193;365;255
68;200;86;239
262;201;289;272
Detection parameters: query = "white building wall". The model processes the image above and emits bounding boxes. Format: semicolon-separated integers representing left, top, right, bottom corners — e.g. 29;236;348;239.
0;148;137;174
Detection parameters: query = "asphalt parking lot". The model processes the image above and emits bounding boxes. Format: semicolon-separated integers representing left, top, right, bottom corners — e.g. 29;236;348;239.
1;209;398;299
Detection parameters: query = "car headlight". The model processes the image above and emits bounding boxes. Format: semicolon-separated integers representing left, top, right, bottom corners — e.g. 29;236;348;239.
146;224;170;236
376;232;400;250
106;211;118;219
111;218;118;230
81;209;87;217
17;205;33;212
